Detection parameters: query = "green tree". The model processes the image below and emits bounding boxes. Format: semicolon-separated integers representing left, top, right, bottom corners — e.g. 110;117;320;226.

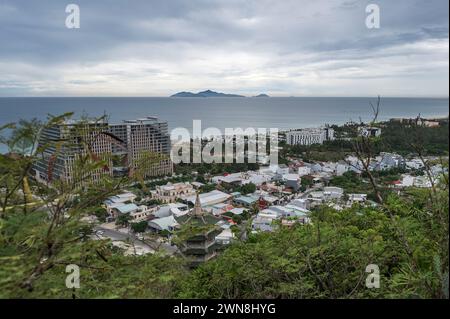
116;214;132;227
239;183;256;195
93;206;109;222
130;220;148;233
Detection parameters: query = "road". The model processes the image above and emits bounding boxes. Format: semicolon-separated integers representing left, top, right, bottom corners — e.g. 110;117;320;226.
299;187;320;199
94;226;178;256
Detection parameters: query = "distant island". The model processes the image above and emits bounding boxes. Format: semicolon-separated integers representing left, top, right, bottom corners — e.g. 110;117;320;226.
170;90;245;98
170;90;271;98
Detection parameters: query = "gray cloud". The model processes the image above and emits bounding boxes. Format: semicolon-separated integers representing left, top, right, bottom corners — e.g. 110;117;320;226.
0;0;448;96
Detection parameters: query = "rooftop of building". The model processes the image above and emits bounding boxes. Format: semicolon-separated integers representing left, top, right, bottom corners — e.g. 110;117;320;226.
111;116;166;125
114;203;139;214
183;190;231;206
148;215;179;231
233;195;259;205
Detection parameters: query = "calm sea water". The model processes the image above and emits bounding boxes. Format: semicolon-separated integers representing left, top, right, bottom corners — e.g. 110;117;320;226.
0;97;448;152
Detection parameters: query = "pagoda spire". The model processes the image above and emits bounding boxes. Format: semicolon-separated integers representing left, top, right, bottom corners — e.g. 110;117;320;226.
193;192;203;217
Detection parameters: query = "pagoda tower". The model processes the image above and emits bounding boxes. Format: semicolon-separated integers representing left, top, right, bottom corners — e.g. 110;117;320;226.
179;192;220;267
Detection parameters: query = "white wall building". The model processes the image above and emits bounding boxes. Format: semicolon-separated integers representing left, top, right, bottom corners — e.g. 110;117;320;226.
151;182;196;203
359;127;382;137
347;194;368;206
286;127;334;146
297;166;311;176
323;187;344;200
335;163;350;176
405;159;425;170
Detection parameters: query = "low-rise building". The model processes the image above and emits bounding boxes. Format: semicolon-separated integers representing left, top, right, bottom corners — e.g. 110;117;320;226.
376;152;405;171
282;173;301;192
252;216;275;232
347;193;368;206
405;159;424;170
191;181;205;189
335;162;350;176
233;195;259;208
307;191;325;207
215;228;235;245
297;166;311;176
288;198;308;210
212;171;273;187
205;203;236;216
359;126;382;137
323;186;344;201
104;192;137;214
400;174;415;187
153;203;189;218
111;203;155;221
182;190;231;207
151;182;196;203
148;215;179;232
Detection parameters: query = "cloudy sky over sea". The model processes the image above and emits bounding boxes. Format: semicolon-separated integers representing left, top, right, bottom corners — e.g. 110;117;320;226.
0;0;448;97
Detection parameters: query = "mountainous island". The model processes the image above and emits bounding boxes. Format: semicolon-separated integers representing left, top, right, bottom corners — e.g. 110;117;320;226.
170;90;270;98
171;90;245;97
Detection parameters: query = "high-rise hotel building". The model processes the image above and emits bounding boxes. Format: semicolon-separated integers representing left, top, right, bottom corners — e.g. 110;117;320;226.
33;116;173;183
33;120;113;183
109;117;173;178
285;127;334;146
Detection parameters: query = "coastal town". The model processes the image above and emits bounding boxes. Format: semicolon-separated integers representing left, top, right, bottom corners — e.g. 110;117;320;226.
26;115;447;265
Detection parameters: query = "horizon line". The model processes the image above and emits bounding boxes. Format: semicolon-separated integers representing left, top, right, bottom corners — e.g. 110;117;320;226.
0;95;448;99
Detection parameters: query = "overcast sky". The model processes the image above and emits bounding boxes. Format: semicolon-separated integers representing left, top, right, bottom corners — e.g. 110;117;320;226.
0;0;448;97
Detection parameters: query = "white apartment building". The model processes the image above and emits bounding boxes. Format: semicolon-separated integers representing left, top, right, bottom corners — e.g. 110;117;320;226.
286;127;334;146
109;117;173;178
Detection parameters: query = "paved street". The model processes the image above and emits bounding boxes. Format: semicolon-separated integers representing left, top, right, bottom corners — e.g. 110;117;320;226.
94;226;178;256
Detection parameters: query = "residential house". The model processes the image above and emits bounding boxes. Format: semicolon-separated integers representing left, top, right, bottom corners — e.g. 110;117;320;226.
347;193;368;206
111;203;155;221
323;186;344;201
233;195;259;208
104;192;137;214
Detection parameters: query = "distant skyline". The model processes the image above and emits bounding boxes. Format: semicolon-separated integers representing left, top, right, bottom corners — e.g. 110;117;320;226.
0;0;448;97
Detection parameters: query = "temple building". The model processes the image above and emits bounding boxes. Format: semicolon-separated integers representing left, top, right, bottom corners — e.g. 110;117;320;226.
177;193;221;267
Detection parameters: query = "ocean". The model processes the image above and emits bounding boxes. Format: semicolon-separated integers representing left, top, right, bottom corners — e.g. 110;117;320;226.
0;97;448;153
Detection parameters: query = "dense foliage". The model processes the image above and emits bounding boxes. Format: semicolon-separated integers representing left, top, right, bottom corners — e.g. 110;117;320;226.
180;189;448;298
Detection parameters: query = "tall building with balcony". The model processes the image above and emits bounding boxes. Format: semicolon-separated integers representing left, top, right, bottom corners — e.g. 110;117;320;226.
286;127;334;146
109;117;173;178
33;116;173;183
33;120;113;183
